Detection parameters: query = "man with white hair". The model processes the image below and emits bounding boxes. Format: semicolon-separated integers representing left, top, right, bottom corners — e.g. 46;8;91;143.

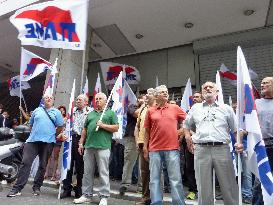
60;94;91;199
144;85;187;205
252;76;273;205
7;94;64;197
184;81;241;205
74;92;118;205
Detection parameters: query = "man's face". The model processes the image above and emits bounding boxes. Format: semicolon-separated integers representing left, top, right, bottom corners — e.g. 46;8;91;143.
145;93;155;105
95;94;106;108
76;96;86;110
137;96;146;106
261;77;273;97
202;82;217;101
156;89;169;102
193;93;202;104
44;96;54;108
2;111;9;118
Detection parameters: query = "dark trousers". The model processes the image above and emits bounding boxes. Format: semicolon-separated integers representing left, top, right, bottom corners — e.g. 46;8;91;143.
139;144;150;204
185;147;197;192
252;145;273;205
13;142;54;191
63;134;84;192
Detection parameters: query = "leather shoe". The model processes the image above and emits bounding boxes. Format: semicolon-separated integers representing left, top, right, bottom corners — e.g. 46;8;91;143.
60;191;71;199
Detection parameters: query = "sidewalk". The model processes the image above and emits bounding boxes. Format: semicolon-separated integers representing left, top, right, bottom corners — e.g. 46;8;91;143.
29;178;226;205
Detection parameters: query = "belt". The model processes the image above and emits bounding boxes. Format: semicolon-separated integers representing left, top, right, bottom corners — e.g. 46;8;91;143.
195;142;225;146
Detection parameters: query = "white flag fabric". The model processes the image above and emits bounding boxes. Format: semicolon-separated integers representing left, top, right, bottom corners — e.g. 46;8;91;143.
180;78;193;112
111;72;137;139
83;76;89;97
20;47;52;81
92;73;102;109
8;75;30;97
44;58;58;96
237;46;273;204
61;79;75;181
215;71;224;104
100;62;140;86
10;0;88;50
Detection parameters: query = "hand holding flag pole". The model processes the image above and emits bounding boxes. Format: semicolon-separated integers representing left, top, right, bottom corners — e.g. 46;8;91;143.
95;71;123;131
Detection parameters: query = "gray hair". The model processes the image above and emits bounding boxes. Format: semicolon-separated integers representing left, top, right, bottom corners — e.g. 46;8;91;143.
154;85;168;96
43;93;53;99
147;88;155;95
95;92;107;101
201;82;218;90
77;94;89;103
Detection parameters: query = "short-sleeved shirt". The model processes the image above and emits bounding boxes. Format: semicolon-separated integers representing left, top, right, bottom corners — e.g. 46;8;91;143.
72;106;91;135
184;102;236;143
84;109;118;149
144;103;187;151
256;98;273;143
136;105;148;144
27;107;64;143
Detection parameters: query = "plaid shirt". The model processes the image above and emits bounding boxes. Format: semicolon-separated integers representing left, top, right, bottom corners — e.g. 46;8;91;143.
72;106;91;135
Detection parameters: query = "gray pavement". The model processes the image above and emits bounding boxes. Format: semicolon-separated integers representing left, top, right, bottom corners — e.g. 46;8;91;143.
0;178;229;204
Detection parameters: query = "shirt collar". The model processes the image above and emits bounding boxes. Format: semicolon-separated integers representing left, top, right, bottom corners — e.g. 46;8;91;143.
202;101;219;107
156;102;169;109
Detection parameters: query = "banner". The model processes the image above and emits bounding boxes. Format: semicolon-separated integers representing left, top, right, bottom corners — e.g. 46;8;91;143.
20;47;52;81
10;0;88;50
100;62;140;86
180;78;193;112
237;46;273;204
8;75;30;97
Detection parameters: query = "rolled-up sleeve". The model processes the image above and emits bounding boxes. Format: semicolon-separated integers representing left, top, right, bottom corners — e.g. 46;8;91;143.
184;107;194;129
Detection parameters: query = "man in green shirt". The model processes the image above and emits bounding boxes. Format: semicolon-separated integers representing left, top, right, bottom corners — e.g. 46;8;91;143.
74;92;118;205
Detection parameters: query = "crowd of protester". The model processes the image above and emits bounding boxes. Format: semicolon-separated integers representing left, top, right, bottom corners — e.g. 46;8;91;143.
1;76;273;205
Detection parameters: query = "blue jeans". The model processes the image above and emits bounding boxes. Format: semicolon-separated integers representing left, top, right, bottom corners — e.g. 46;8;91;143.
241;153;253;198
149;150;185;205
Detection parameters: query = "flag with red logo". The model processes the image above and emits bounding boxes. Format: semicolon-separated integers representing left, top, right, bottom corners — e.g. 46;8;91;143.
44;58;58;96
237;46;273;204
111;71;137;139
10;0;88;50
20;47;52;81
100;62;140;86
180;78;193;113
219;63;260;99
92;73;102;109
8;75;30;97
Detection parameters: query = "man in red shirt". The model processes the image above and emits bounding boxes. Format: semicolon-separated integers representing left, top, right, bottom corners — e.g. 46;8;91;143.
144;85;186;205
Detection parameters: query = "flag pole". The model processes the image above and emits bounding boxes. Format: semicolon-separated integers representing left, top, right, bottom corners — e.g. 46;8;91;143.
95;72;122;131
213;169;216;205
19;47;23;125
21;91;28;112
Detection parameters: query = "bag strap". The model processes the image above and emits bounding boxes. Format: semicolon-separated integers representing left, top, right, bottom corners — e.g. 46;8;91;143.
42;107;56;127
137;106;146;130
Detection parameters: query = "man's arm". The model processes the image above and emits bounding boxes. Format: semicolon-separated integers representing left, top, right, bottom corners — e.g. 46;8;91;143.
96;120;119;133
184;128;194;153
143;128;150;161
78;128;88;155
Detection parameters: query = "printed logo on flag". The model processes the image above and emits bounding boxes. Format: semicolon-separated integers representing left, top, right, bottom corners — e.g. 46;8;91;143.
244;84;256;114
10;0;88;50
24;58;51;76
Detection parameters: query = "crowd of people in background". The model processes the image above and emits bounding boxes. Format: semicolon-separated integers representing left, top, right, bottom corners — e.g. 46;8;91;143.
0;76;273;205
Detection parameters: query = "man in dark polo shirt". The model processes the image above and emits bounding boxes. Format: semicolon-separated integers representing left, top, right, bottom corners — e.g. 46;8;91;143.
74;92;118;205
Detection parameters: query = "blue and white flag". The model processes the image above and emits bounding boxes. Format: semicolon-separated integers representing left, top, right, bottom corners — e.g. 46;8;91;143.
61;79;75;181
181;78;193;112
237;46;273;204
111;72;137;139
8;75;30;97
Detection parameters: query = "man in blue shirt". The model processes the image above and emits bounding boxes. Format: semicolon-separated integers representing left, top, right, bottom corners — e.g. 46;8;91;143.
7;94;64;197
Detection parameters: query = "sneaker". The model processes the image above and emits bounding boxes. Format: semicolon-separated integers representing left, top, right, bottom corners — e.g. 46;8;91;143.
99;197;107;205
186;192;196;200
73;195;92;204
32;188;40;196
119;186;127;196
7;189;21;197
242;197;252;204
